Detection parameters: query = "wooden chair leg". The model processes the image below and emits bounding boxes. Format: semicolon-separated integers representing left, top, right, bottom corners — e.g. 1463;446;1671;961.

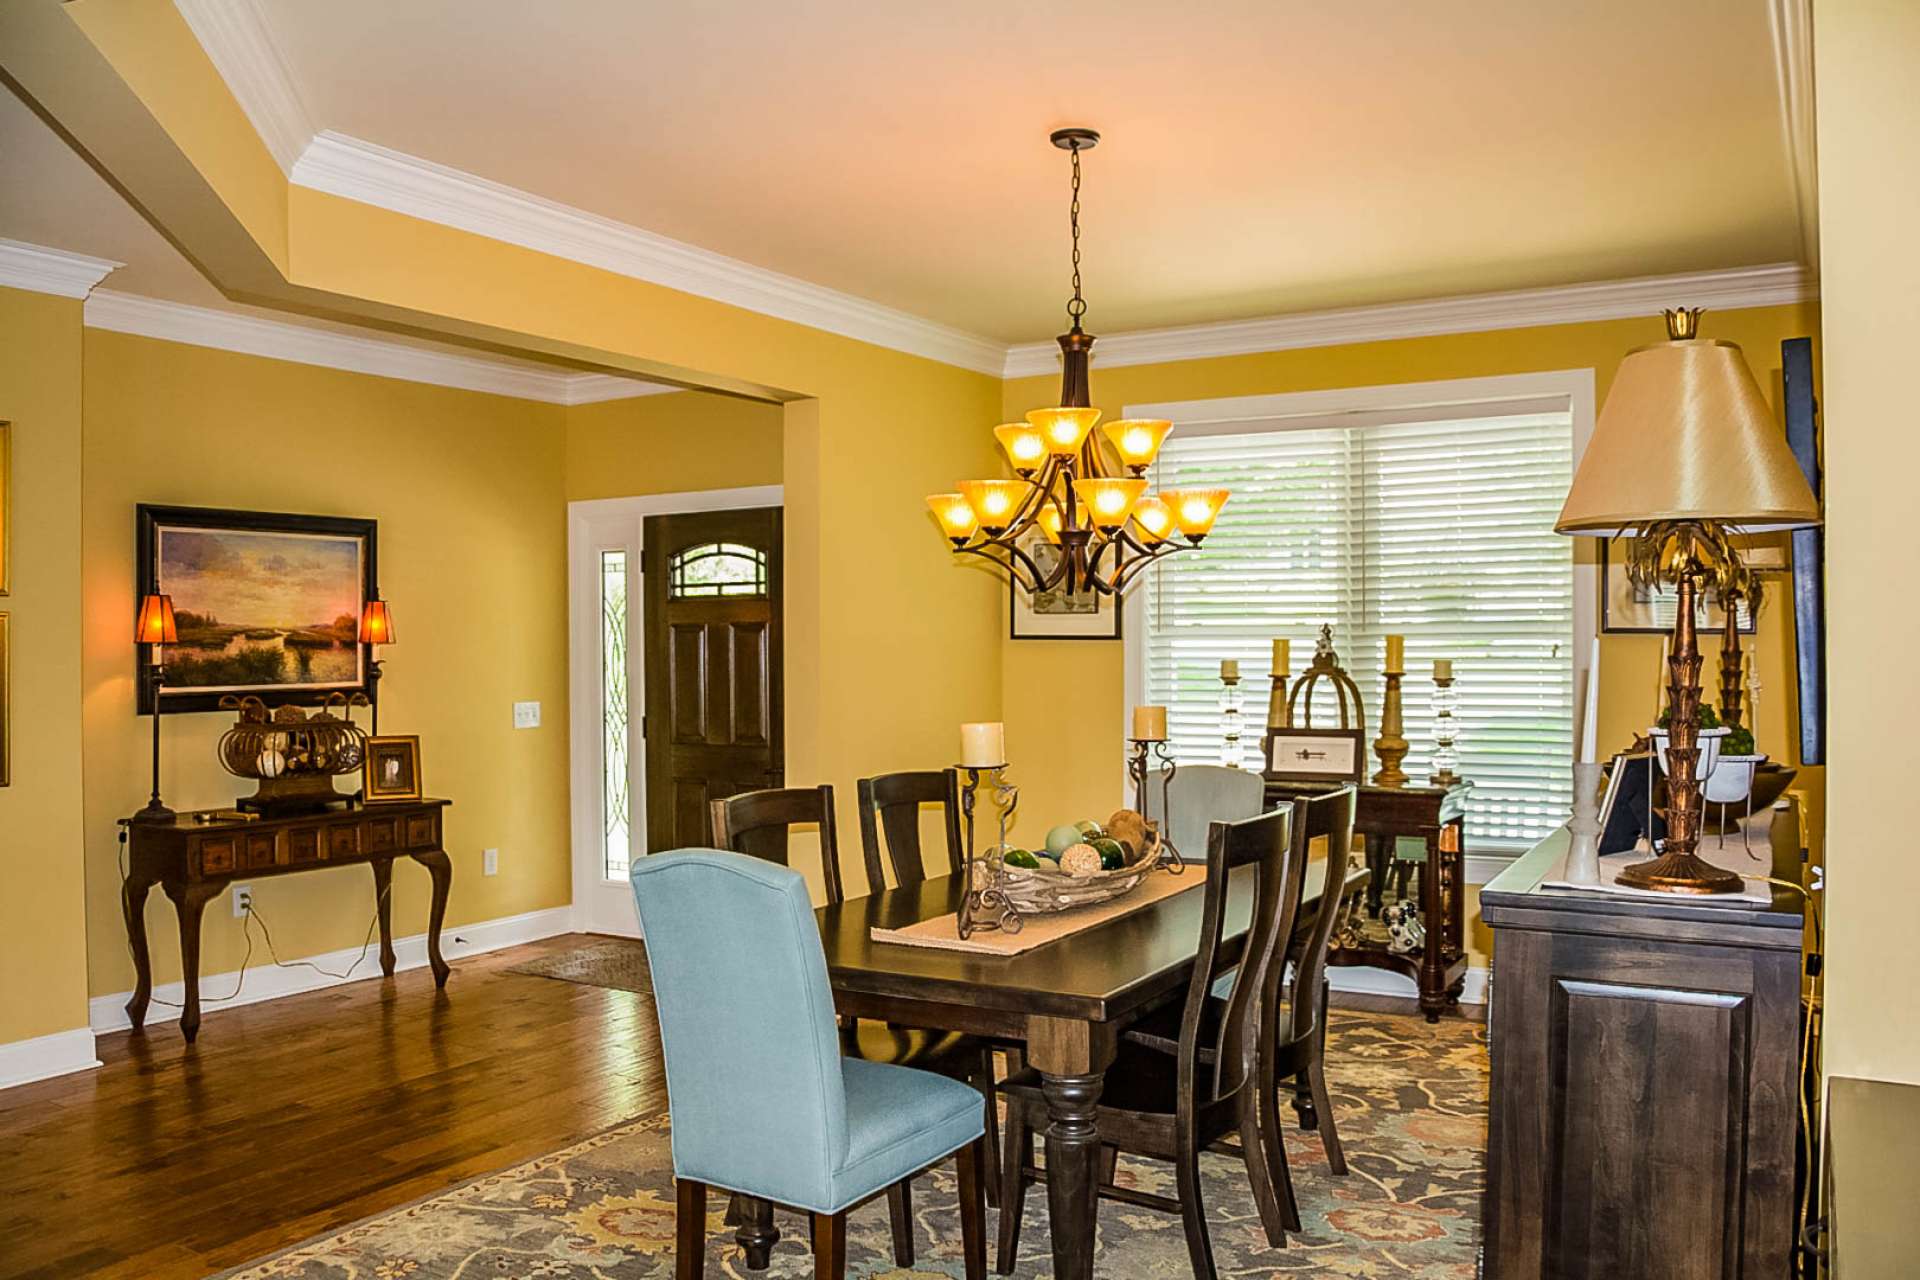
723;1191;743;1226
976;1050;1003;1209
1174;1135;1219;1280
737;1195;777;1270
956;1135;988;1280
995;1101;1031;1274
1262;1071;1303;1232
811;1210;847;1280
676;1179;706;1280
886;1180;915;1266
1096;1143;1119;1188
1238;1095;1289;1247
1308;1057;1347;1175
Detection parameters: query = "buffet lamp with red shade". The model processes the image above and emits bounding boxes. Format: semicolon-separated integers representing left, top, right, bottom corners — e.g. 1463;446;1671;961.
359;595;395;733
132;593;178;824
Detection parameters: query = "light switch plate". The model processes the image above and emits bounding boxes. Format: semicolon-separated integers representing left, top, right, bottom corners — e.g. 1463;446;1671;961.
513;701;541;729
483;848;499;876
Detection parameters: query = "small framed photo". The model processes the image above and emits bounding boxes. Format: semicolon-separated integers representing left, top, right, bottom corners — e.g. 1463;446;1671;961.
1262;727;1365;784
1009;531;1121;640
363;735;422;803
1600;539;1769;635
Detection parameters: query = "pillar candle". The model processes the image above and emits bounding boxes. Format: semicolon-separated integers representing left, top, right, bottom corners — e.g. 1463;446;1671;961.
1384;634;1405;674
959;721;1005;768
1220;658;1240;681
1579;637;1600;764
1132;705;1168;741
1433;658;1453;681
1272;637;1290;677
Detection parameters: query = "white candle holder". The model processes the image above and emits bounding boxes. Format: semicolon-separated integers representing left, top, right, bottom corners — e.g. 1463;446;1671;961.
1565;760;1603;885
1219;672;1244;769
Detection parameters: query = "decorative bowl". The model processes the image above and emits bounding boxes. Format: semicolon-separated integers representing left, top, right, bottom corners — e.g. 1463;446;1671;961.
983;822;1163;914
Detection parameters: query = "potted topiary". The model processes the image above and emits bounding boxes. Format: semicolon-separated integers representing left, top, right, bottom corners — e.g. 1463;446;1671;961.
1650;702;1732;789
1703;718;1766;805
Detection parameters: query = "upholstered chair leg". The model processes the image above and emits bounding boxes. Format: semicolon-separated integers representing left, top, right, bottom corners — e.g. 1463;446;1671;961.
675;1179;706;1280
1174;1133;1220;1280
1309;1058;1347;1175
811;1210;847;1280
995;1104;1030;1274
737;1196;777;1270
886;1181;915;1265
956;1135;988;1280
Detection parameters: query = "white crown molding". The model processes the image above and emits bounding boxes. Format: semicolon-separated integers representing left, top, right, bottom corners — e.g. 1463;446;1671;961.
0;1026;100;1091
173;0;313;173
1767;0;1820;275
1001;263;1818;378
84;290;669;404
290;131;1010;377
89;905;576;1035
0;238;121;299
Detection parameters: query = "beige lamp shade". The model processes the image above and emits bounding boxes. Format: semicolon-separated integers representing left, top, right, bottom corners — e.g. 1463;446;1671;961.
1556;334;1821;537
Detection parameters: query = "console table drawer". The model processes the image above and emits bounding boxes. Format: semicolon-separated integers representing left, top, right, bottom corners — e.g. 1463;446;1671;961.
328;824;361;858
405;812;439;849
244;831;281;870
363;814;402;853
288;827;324;865
193;835;239;876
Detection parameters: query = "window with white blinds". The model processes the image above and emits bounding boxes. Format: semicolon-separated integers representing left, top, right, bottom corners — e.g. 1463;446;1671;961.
1139;407;1575;851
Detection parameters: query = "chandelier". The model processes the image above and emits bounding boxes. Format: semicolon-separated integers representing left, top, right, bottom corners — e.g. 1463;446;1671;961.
926;128;1229;598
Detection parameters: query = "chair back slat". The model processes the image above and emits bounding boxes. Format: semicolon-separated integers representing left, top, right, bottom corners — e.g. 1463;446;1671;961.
1285;786;1358;1046
1179;805;1297;1113
855;770;964;892
710;785;845;905
628;849;849;1209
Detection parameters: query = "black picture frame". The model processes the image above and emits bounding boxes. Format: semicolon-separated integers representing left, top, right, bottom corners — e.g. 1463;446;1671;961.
136;504;378;714
1599;539;1761;635
1261;727;1366;784
1006;531;1122;640
1783;336;1826;765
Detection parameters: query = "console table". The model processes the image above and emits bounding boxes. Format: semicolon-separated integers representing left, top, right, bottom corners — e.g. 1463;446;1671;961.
120;799;454;1042
1265;780;1469;1021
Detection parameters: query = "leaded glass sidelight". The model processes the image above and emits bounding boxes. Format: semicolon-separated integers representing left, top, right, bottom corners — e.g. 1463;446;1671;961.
600;550;630;878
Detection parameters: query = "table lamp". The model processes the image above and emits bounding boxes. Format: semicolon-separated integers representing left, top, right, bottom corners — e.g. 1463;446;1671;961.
1556;308;1820;892
132;593;178;824
358;594;395;734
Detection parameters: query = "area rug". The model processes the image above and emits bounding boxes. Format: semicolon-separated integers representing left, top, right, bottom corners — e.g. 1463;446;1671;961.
507;939;656;992
220;1009;1485;1278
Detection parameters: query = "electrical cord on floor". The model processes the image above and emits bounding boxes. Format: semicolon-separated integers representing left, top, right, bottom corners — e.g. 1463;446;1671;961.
1760;873;1824;1280
117;827;391;1013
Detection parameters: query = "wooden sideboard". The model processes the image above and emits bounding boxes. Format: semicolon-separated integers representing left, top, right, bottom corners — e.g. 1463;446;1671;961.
1265;780;1470;1021
120;798;454;1042
1481;827;1805;1279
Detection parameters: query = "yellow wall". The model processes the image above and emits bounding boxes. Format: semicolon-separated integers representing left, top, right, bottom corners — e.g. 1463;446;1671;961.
1817;0;1920;1087
80;330;572;997
566;391;783;501
0;286;92;1045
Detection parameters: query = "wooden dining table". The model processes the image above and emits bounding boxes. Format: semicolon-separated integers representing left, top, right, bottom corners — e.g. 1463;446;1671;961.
804;857;1368;1280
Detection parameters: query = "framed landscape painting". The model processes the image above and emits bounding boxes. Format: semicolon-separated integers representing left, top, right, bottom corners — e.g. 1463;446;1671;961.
137;505;377;713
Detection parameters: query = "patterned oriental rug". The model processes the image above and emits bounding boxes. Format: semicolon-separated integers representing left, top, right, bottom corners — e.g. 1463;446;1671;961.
224;947;1486;1278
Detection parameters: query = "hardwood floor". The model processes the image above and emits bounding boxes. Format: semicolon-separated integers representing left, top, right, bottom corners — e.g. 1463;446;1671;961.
0;935;666;1280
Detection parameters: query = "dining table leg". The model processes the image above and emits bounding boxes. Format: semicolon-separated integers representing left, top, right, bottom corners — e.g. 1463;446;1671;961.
1027;1016;1115;1280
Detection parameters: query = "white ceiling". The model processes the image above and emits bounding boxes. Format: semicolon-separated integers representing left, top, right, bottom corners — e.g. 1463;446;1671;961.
250;0;1805;343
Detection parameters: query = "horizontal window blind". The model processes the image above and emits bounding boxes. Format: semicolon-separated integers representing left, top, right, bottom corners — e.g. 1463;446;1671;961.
1142;410;1575;850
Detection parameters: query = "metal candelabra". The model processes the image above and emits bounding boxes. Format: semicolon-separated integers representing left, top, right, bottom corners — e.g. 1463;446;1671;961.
1125;738;1186;873
955;764;1023;939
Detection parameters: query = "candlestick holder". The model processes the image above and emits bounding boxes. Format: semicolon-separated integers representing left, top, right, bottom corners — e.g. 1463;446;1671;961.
1372;670;1409;787
1429;672;1461;786
1266;669;1291;730
1220;672;1244;769
955;763;1022;940
1126;738;1187;873
1564;760;1603;885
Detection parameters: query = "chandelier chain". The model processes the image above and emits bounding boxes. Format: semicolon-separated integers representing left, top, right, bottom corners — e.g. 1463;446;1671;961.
1067;142;1086;325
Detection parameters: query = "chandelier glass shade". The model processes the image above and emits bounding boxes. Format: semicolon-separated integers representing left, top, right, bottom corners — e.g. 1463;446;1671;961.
925;128;1228;599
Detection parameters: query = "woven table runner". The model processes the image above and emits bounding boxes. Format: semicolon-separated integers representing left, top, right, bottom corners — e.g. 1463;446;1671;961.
870;867;1204;957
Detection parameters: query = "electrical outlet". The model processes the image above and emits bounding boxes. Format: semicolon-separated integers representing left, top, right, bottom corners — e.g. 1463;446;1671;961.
483;847;499;876
233;883;253;918
513;700;541;729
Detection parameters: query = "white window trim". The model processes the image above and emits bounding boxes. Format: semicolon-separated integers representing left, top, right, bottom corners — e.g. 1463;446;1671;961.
567;484;784;936
1120;370;1596;878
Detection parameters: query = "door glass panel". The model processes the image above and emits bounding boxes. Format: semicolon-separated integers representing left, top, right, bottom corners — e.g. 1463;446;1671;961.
600;549;631;878
668;542;768;598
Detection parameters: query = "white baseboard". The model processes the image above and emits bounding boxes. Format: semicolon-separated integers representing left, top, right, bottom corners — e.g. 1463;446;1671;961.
0;1026;102;1090
1329;963;1489;1006
89;904;577;1034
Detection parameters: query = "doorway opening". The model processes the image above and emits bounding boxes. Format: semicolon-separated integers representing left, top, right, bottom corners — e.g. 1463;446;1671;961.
568;486;783;936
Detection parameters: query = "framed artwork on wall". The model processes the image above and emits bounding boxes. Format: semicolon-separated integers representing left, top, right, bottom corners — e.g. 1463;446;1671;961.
1599;538;1775;635
136;505;378;714
1007;530;1122;640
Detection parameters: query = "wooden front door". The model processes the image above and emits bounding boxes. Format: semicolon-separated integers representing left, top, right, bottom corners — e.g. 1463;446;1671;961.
643;507;783;850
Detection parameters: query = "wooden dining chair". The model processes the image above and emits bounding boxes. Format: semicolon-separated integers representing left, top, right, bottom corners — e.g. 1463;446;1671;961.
711;783;1001;1264
629;850;987;1280
1120;785;1360;1237
995;805;1301;1278
855;769;964;892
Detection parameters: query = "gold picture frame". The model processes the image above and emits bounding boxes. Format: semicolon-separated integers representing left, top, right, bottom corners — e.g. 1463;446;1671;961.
363;734;421;803
1;613;10;787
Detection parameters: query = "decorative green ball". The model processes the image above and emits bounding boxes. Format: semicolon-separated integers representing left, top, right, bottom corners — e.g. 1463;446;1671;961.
1090;837;1126;870
1045;824;1084;857
1002;848;1041;869
1074;819;1105;839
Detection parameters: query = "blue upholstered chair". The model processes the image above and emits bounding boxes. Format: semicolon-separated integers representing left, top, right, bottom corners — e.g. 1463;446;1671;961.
1144;764;1267;862
631;848;988;1280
